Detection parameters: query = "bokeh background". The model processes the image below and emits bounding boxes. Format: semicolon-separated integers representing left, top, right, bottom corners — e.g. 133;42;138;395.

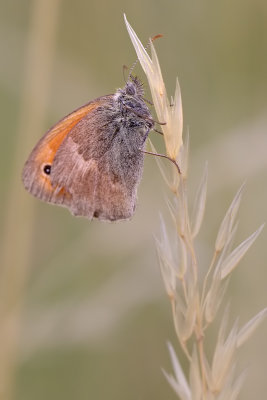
1;0;267;399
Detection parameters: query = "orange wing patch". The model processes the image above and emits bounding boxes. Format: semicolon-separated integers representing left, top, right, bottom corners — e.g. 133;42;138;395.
35;100;101;165
22;98;106;205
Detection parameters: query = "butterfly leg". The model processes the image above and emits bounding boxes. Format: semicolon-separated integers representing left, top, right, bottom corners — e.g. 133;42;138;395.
153;128;163;135
139;148;181;174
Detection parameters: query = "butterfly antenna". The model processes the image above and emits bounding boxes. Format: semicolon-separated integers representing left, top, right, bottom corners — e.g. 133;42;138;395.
127;34;163;80
122;65;129;83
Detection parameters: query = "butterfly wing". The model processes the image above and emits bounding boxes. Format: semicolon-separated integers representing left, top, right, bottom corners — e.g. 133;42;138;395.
22;95;145;221
47;98;144;221
22;97;108;210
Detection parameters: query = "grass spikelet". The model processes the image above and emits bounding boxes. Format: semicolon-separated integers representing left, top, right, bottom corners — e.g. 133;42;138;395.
162;342;191;400
125;15;266;399
191;162;208;238
189;346;202;400
215;184;245;252
124;14;183;164
220;224;264;279
237;308;267;348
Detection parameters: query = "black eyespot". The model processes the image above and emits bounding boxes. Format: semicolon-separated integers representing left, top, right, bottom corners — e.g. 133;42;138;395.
43;164;51;175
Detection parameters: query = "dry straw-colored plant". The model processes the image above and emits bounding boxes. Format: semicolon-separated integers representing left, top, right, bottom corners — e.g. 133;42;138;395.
125;15;267;400
0;1;62;399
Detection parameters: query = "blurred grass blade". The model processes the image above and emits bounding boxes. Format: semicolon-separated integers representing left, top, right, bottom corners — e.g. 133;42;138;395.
217;303;230;344
202;354;212;389
205;272;229;324
167;342;187;384
180;288;197;341
148;139;172;187
220;224;264;279
237;307;267;348
163;342;191;400
212;318;239;392
191;162;208;238
178;129;189;177
178;235;188;279
0;0;62;397
124;14;153;75
228;369;247;400
166;197;178;226
215;222;239;275
215;184;245;252
162;369;191;400
156;243;176;297
166;77;183;161
155;215;177;296
189;346;201;400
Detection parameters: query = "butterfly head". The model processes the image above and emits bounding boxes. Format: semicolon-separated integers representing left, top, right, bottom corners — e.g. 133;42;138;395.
124;75;144;97
115;75;144;102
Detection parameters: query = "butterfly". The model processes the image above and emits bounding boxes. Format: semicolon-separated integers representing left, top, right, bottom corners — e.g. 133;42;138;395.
22;76;154;221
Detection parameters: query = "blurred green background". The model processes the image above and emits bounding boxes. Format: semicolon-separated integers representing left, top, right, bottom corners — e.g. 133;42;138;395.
1;0;267;399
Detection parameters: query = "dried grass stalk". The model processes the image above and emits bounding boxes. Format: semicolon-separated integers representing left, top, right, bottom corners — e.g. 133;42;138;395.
125;15;266;400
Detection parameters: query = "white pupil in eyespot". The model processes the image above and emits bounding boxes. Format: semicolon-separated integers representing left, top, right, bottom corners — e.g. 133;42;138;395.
43;165;51;175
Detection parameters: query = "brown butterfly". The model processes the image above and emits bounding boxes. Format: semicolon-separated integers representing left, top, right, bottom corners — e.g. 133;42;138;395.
22;76;154;221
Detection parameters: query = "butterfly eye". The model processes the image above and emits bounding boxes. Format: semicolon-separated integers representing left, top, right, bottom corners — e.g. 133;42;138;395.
43;164;51;175
126;83;136;96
